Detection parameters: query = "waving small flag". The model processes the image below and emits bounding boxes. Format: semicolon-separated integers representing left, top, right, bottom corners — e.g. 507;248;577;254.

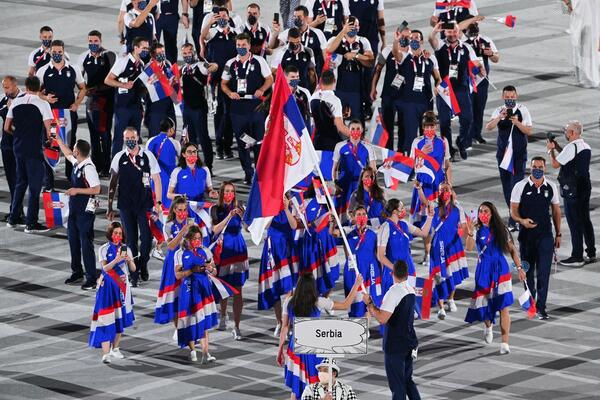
518;286;537;319
170;62;183;104
373;146;414;189
438;77;461;115
42;192;69;228
414;277;433;320
499;127;515;174
496;15;516;28
147;210;167;244
45;109;72;169
208;275;239;303
467;60;484;94
140;61;174;102
188;201;214;229
367;107;389;147
312;177;327;205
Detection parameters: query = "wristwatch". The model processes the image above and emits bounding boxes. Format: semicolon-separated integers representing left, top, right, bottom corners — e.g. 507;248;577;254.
556;233;562;237
182;12;189;17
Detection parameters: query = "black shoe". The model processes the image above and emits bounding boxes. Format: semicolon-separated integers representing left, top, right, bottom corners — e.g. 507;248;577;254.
458;145;468;160
216;152;224;160
140;270;149;282
24;222;50;233
559;257;585;267
537;311;549;320
225;151;234;159
81;280;97;291
65;274;84;285
508;223;519;232
475;136;487;144
130;277;139;288
243;174;253;185
585;255;597;264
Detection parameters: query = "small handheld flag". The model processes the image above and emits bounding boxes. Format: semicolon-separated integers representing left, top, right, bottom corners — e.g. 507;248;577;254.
139;61;174;102
367;107;389;147
518;283;537;319
42;192;69;228
438;77;461;115
499;125;515;174
147;210;167;244
414;277;433;320
496;15;516;28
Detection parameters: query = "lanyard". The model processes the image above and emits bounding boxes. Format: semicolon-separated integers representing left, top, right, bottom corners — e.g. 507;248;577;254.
355;228;367;251
302;30;311;47
388;219;409;239
234;55;253;79
478;231;493;259
34;50;48;65
411;56;426;77
322;0;336;17
347;141;365;169
156;136;169;158
447;45;462;64
128;152;142;171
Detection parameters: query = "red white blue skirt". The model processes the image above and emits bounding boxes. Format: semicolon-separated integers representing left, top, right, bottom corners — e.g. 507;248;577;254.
89;275;134;348
430;233;469;303
217;233;249;287
465;257;513;324
154;249;181;324
177;273;219;347
284;337;322;399
258;234;297;310
298;229;339;295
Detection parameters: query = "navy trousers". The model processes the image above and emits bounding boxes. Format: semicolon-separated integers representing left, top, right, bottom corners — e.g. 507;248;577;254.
519;234;554;313
156;14;179;64
469;81;489;141
183;105;213;170
86;95;113;174
119;207;151;280
68;211;96;282
384;351;421;400
11;156;44;226
564;193;596;259
230;111;266;178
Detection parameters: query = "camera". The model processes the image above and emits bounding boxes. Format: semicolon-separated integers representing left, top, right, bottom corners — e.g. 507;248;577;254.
546;132;556;142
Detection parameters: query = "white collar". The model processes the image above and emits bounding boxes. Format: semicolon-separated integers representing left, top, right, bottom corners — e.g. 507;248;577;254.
528;176;548;187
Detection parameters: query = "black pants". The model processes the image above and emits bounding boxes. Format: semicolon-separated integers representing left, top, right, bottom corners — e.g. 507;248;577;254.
11;156;44;226
520;234;554;313
183;105;213;170
564;193;596;259
119;207;151;280
381;96;403;152
156;14;179;64
213;83;233;154
498;163;525;225
469;80;489;140
1;146;22;217
385;351;421;400
86;95;113;174
68;211;96;282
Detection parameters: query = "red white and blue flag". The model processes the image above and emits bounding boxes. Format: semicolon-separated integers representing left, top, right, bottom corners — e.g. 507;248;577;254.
147;210;167;244
208;275;239;303
467;60;484;94
42;192;69;228
438;77;461;115
414;147;441;182
139;61;174;103
497;15;516;28
373;146;414;189
244;65;318;244
518;285;537;319
188;201;214;229
499;130;515;174
367;107;389;147
44;109;72;169
315;150;334;181
414;277;433;320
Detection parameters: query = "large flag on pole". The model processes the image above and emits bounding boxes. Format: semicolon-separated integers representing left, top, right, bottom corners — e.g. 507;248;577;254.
244;65;317;245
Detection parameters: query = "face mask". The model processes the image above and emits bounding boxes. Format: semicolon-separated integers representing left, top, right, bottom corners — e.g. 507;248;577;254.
176;210;188;221
138;0;147;10
186;155;198;165
139;50;150;60
356;215;368;227
51;53;63;63
190;239;202;248
88;43;100;53
398;209;407;219
155;53;166;62
247;15;257;25
424;128;436;139
504;99;516;108
318;372;332;384
42;39;52;48
362;177;373;187
293;17;303;28
399;37;409;47
350;129;361;140
236;47;248;57
183;55;195;64
409;40;420;50
446;36;458;44
347;29;358;38
531;168;544;180
218;18;228;28
289;42;299;52
440;191;451;202
112;234;122;244
125;139;137;150
223;192;235;203
478;212;490;225
289;79;300;89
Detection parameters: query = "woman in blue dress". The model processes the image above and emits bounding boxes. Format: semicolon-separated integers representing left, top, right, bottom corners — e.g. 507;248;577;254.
332;119;376;219
347;166;386;227
424;182;471;320
89;222;136;364
211;181;249;340
465;201;526;355
377;199;434;295
167;142;218;203
258;194;298;338
175;225;219;363
154;196;194;332
276;272;363;400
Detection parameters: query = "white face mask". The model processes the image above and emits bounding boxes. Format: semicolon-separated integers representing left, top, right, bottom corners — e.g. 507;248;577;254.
318;371;332;384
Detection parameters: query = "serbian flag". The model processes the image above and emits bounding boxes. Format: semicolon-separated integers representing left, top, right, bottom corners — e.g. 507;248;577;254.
208;275;239;303
188;200;214;230
367;107;389;147
147;210;167;244
467;60;484;94
170;62;183;104
373;146;414;189
435;0;471;10
322;52;340;72
496;15;516;28
413;277;433;320
438;77;461;115
315;150;334;181
42;192;69;228
244;65;318;245
518;287;537;319
414;148;441;182
139;61;173;102
499;130;515;174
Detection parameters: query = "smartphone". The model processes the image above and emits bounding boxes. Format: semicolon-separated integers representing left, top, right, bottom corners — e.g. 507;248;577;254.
441;22;455;30
348;16;356;25
212;6;219;14
120;244;128;254
506;108;514;119
274;12;279;23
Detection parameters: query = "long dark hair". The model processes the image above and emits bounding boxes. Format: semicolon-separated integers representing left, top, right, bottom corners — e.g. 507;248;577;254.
384;198;401;219
105;221;126;242
178;142;204;169
167;195;188;223
216;181;238;209
356;166;385;204
290;273;319;317
476;201;511;254
182;225;202;250
437;181;455;220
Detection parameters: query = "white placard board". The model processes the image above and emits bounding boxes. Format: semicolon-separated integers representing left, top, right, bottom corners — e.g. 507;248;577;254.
293;317;368;355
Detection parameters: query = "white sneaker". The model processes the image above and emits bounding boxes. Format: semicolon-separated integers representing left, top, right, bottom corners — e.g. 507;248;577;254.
437;309;446;320
110;348;125;359
232;327;242;341
151;248;165;261
201;352;217;364
500;343;510;355
447;300;458;313
217;318;227;331
172;330;178;342
273;323;281;338
421;254;429;266
189;350;197;362
102;354;111;364
484;326;493;344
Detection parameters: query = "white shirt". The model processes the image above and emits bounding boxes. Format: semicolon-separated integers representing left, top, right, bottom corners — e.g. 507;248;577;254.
270;45;316;69
490;102;533;126
556;138;591;165
124;8;157;37
434;40;478;63
109;54;139;77
380;280;414;313
278;27;328;50
7;93;53;121
110;147;161;175
221;55;272;81
282;296;334;316
510;176;560;205
309;89;343;118
36;61;85;86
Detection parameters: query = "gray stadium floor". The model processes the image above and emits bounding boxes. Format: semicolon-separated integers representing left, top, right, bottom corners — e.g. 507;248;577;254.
1;1;599;399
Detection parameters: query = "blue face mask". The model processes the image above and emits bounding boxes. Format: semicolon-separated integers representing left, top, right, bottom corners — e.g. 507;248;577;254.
531;168;544;180
138;0;147;10
155;53;166;62
42;39;52;48
293;17;303;28
347;29;358;38
139;50;150;60
504;99;516;108
51;53;63;63
183;55;195;64
289;79;300;88
88;43;100;53
236;47;248;57
218;18;228;28
125;139;137;150
409;40;420;50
